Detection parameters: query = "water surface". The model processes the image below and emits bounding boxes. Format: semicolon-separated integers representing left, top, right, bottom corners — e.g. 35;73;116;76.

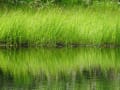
0;47;120;90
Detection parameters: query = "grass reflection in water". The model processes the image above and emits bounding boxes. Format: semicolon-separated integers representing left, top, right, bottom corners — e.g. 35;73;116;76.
0;47;119;90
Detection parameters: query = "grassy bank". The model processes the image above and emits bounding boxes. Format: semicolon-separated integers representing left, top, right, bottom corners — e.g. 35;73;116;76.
0;5;120;47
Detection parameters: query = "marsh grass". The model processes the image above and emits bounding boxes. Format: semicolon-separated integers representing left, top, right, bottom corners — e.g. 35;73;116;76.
0;6;120;46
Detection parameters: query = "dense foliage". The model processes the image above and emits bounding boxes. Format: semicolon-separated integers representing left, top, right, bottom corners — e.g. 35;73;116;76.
0;7;119;46
1;0;119;6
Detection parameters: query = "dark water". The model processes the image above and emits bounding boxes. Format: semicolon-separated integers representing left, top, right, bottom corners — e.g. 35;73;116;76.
0;47;120;90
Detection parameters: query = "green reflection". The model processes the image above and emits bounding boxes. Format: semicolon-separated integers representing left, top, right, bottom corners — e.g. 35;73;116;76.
0;47;120;90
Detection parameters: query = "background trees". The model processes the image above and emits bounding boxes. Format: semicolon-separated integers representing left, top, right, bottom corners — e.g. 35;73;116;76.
0;0;119;7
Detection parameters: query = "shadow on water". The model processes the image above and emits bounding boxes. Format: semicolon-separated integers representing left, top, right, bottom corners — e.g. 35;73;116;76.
0;47;120;89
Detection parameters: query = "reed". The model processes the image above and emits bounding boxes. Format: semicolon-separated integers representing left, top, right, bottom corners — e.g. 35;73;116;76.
0;7;120;46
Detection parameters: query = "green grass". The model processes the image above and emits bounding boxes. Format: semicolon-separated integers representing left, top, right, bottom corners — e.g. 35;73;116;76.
0;6;120;46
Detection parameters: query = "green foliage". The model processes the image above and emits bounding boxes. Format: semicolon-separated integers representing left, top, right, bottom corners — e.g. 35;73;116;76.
0;7;120;46
0;0;119;6
0;0;55;7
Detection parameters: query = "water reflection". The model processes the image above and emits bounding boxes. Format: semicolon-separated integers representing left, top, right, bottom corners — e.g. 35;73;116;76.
0;47;120;90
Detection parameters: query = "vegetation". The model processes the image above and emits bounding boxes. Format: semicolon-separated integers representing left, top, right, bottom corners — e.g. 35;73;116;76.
0;0;119;47
0;1;120;90
0;5;120;47
0;0;119;6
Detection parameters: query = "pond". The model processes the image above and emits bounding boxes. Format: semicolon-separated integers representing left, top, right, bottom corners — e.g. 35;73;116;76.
0;47;120;90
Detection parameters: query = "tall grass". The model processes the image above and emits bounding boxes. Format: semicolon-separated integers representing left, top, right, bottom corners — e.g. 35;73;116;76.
0;7;120;46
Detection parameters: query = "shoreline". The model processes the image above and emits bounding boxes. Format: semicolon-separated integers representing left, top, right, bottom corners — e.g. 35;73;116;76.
0;43;119;48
